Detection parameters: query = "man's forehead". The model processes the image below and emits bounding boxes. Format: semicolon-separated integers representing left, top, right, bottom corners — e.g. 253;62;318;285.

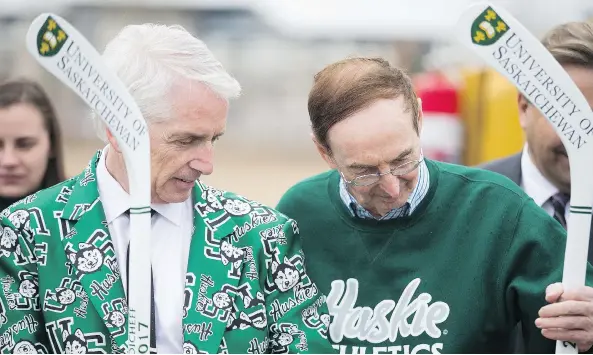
340;146;415;168
157;86;228;135
328;97;413;134
327;106;417;157
159;122;226;139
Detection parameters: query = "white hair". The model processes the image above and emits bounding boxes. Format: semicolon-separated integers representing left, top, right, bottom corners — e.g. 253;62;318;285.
93;23;242;141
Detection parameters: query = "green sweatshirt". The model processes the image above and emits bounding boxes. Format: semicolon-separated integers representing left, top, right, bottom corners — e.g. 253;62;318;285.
276;159;593;354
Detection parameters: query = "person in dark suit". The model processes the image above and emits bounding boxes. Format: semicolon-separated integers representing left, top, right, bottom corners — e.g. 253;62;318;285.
479;21;593;354
480;20;593;254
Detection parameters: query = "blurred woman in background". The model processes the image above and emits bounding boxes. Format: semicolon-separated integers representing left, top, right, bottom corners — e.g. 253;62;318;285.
0;78;66;212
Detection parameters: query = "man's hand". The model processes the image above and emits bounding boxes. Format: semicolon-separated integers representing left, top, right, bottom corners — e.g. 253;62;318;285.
535;283;593;352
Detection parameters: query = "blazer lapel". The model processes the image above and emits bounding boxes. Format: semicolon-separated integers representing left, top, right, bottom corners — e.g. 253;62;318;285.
182;182;245;354
60;152;129;350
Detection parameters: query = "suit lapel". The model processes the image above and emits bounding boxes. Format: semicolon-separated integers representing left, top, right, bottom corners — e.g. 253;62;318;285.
182;182;245;354
60;152;129;350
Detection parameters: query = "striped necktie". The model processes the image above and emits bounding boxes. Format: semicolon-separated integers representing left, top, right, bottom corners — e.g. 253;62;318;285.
125;209;157;353
549;192;570;229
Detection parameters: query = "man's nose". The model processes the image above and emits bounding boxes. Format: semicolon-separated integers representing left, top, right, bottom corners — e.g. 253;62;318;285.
188;144;214;175
378;173;401;197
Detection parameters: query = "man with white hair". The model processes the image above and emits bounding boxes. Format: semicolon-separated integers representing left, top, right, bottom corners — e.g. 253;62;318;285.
0;23;333;354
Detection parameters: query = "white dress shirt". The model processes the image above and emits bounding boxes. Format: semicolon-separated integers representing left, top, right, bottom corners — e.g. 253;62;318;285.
520;144;570;226
96;146;193;353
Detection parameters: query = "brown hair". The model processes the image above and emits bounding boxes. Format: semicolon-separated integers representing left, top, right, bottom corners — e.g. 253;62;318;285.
308;57;420;150
541;21;593;67
0;78;66;189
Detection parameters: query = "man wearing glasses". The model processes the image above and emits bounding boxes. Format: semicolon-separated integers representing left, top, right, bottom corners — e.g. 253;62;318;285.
275;56;593;354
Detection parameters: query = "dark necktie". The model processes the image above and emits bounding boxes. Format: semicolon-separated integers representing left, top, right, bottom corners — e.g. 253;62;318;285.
125;209;157;353
550;192;570;229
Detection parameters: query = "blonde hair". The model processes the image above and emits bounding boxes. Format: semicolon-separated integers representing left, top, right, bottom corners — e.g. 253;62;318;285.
541;21;593;67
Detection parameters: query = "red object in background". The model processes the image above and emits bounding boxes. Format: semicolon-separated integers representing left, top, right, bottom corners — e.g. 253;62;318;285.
413;71;463;164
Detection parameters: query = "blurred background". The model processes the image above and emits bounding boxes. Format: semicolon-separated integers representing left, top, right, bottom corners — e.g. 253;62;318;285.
1;0;592;206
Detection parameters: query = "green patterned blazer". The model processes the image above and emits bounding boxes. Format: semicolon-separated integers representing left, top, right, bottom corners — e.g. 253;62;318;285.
0;152;333;354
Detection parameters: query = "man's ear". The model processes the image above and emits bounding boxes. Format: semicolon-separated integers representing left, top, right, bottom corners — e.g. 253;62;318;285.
518;93;530;113
311;133;337;169
416;97;424;134
517;93;530;130
105;128;122;153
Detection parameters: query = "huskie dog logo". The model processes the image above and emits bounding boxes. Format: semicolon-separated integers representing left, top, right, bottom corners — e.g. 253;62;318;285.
19;280;38;299
7;210;30;233
11;340;47;354
213;292;231;309
204;233;244;279
55;288;75;305
12;340;36;354
0;226;18;258
101;298;127;336
223;198;252;216
44;278;82;313
45;318;107;354
220;240;243;269
267;256;301;293
272;333;293;349
1;209;40;264
269;323;307;353
65;230;113;277
267;252;319;324
194;184;226;217
18;271;39;301
104;310;125;328
68;243;103;273
2;271;40;311
202;290;233;321
103;311;126;328
62;328;88;354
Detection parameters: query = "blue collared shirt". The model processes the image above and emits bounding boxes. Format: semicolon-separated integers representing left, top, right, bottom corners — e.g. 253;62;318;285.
339;160;430;220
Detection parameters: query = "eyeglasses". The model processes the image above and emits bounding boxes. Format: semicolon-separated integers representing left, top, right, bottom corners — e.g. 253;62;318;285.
341;156;424;187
